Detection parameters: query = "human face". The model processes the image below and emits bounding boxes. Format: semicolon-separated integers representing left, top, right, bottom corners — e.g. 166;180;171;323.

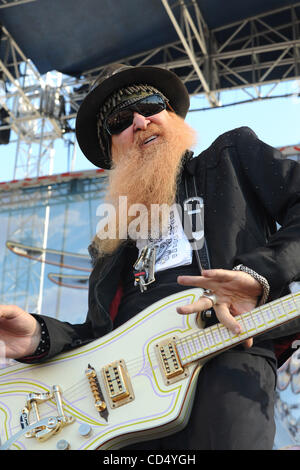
96;111;197;255
110;108;173;160
105;94;167;135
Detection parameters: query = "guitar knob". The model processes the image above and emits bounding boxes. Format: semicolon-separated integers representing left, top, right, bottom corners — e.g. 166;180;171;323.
56;439;70;450
78;423;92;437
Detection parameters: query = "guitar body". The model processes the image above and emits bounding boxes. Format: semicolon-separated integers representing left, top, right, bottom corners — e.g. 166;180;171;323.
0;288;205;450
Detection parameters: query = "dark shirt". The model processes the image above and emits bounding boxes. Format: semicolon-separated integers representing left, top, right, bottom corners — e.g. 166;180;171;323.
114;244;277;370
114;243;200;327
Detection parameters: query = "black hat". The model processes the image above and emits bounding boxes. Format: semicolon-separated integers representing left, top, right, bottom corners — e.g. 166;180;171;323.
75;64;190;169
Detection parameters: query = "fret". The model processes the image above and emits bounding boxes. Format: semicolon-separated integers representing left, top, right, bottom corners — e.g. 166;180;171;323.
183;334;200;361
176;342;186;362
240;312;257;335
180;338;193;361
238;316;253;339
203;329;217;352
294;292;300;307
219;325;232;344
281;295;298;318
260;304;277;326
211;325;224;348
177;334;202;363
280;297;293;315
175;293;300;367
222;326;240;345
293;293;300;316
190;333;203;359
251;309;267;331
199;333;210;353
271;300;288;321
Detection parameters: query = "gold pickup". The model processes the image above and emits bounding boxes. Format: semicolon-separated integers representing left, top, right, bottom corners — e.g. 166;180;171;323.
156;338;188;385
102;359;134;409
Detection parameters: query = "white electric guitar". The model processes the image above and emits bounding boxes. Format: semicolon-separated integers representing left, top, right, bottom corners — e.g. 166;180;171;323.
1;288;300;450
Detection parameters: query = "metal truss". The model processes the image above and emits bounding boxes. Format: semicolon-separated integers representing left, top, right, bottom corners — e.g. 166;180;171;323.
161;0;220;106
0;23;67;312
0;1;299;313
0;196;50;313
0;0;36;8
1;2;299;155
64;1;300;119
0;170;107;213
0;172;106;313
0;24;65;179
154;1;300;100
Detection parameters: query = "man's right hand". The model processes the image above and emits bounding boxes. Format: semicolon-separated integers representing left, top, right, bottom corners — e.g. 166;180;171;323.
0;305;41;359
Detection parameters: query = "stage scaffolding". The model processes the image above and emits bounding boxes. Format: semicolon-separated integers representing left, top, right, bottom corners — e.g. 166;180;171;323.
0;2;299;177
0;0;298;450
0;169;106;317
63;1;300;118
0;1;299;312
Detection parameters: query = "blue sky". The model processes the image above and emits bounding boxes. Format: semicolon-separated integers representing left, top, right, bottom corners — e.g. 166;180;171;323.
187;80;300;155
72;79;300;174
0;79;299;182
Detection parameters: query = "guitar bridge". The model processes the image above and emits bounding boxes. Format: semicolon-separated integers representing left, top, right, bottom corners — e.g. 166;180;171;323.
156;338;188;385
86;364;109;421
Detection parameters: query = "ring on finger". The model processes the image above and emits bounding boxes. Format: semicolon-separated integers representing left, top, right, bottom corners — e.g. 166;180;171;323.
202;291;218;306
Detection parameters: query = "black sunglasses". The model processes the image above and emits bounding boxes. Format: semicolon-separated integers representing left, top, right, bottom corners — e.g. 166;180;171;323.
104;94;168;135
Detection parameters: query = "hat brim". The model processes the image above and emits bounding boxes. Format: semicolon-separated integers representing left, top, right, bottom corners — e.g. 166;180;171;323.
75;66;190;169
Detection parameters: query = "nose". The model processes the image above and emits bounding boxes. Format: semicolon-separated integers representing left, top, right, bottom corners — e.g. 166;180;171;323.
132;112;150;131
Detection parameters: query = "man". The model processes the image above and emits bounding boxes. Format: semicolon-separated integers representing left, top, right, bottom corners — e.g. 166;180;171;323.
1;64;300;450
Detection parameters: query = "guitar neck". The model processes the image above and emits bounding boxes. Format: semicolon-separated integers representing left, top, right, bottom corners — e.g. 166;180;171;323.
176;291;300;366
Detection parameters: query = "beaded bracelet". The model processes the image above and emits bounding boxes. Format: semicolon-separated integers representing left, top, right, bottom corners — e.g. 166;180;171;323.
33;316;50;356
20;315;50;362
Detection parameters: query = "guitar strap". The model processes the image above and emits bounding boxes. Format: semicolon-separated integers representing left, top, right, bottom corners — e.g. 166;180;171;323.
133;151;212;292
183;157;216;324
183;160;211;274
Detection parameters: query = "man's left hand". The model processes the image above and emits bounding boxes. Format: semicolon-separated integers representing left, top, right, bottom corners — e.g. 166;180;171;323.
176;269;263;348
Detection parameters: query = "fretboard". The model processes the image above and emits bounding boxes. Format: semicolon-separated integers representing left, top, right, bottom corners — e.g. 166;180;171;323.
176;292;300;366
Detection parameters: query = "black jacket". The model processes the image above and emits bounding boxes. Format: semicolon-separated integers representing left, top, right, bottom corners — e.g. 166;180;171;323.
31;127;300;365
